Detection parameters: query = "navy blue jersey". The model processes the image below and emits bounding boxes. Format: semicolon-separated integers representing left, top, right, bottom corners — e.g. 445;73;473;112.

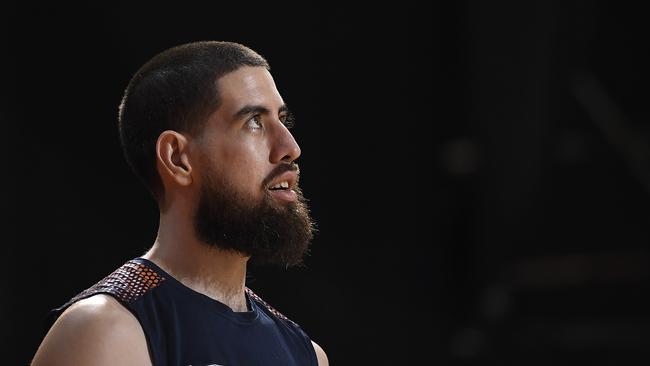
53;258;317;366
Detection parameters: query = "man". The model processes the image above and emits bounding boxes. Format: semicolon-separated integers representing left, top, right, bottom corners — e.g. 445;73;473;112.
32;41;328;366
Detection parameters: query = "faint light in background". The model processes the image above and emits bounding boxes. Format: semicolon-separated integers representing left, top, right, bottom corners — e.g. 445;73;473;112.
440;137;480;176
571;70;650;195
512;250;650;288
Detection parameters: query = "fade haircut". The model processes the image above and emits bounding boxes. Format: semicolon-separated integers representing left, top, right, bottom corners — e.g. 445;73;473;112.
118;41;269;198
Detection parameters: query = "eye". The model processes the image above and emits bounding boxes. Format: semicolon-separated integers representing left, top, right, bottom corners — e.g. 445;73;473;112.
245;115;263;130
280;112;295;129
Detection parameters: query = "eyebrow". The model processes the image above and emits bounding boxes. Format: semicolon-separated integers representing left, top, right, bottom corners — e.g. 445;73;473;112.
233;104;289;120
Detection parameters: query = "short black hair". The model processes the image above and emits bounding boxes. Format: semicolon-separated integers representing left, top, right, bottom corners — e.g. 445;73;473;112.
118;41;269;198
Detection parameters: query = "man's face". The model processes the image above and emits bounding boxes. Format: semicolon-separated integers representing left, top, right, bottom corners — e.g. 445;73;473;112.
191;66;314;266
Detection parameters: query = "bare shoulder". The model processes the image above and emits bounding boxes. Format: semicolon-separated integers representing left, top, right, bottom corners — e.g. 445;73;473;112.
311;340;329;366
31;294;151;366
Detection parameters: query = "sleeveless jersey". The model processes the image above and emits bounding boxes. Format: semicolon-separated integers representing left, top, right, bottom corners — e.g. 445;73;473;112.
53;258;318;366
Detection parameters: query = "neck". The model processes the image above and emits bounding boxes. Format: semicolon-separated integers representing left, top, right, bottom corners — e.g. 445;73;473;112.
142;207;250;312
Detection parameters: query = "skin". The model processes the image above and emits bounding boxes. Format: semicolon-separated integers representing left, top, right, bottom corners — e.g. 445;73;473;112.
32;66;328;366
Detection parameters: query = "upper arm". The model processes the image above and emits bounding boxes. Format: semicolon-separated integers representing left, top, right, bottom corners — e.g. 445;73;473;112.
31;294;151;366
311;340;329;366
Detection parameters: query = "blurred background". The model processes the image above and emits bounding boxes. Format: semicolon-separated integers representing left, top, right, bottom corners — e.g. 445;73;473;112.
2;1;649;365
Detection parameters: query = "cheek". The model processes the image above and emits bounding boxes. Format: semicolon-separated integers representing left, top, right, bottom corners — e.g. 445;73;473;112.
214;139;269;191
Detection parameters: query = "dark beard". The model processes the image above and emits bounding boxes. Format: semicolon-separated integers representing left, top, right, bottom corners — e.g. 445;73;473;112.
193;165;314;267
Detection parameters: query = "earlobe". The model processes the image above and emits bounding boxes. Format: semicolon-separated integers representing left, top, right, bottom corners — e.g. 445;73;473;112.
156;130;193;187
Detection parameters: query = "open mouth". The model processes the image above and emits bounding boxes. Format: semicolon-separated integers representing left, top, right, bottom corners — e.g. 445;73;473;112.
269;181;290;191
266;171;298;203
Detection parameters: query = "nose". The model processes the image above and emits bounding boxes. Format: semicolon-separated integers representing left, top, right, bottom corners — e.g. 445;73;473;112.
269;121;301;164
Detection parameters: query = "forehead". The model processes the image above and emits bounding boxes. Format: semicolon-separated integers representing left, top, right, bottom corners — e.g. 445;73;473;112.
215;66;284;115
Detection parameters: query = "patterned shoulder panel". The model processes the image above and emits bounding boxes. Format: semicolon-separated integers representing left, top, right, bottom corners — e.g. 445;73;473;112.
245;287;297;326
56;260;166;312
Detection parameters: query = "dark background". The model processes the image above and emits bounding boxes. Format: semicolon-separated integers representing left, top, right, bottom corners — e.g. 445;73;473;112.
2;1;649;365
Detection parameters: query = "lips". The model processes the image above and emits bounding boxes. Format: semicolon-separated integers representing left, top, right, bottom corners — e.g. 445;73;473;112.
266;170;299;203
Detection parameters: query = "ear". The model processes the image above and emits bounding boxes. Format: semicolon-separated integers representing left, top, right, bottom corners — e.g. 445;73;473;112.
155;130;193;187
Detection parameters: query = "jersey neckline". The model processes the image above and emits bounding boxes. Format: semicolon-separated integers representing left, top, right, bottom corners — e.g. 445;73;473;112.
132;257;261;325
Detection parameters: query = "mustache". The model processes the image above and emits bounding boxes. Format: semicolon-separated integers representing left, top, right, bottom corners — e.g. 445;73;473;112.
262;163;300;188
